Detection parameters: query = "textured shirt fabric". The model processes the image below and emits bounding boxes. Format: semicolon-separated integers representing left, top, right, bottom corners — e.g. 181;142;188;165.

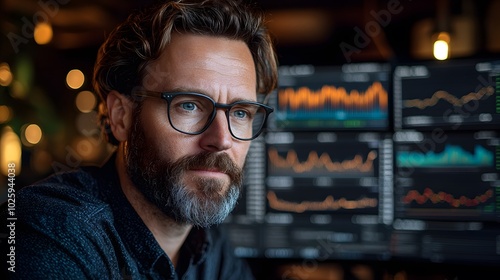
0;153;255;280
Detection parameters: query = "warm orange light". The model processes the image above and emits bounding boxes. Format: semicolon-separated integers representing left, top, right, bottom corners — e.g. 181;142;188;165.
0;63;13;86
34;22;53;45
76;90;97;113
1;126;22;175
66;69;85;89
0;105;13;124
24;124;43;145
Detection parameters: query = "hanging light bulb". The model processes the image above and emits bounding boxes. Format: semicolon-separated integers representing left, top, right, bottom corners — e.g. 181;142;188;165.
433;32;450;60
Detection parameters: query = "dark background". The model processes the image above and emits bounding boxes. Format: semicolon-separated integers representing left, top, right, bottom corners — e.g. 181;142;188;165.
1;0;500;279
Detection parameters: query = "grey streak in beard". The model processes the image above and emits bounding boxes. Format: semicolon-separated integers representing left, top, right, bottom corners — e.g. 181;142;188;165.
169;178;240;227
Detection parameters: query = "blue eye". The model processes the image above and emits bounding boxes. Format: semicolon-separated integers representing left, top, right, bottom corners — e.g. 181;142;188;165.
181;102;197;111
233;110;248;119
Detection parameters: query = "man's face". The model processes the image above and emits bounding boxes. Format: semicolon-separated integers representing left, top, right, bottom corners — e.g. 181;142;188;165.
125;33;257;227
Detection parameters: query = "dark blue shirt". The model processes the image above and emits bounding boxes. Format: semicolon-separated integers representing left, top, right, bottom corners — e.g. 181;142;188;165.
0;153;255;279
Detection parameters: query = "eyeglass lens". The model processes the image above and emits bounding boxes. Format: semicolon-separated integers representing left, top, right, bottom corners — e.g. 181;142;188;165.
167;93;267;140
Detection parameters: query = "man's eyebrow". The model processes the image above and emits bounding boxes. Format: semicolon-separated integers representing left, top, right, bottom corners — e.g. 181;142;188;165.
159;86;194;93
160;87;258;103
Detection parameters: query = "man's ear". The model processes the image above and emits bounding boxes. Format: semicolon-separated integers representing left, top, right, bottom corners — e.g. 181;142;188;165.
106;91;134;142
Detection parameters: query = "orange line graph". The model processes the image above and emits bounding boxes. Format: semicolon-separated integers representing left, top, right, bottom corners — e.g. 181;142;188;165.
279;81;388;110
402;187;493;207
403;86;494;109
267;191;378;213
268;148;377;173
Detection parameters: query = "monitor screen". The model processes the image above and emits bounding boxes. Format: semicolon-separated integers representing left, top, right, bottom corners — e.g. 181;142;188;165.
269;63;391;131
393;59;500;130
222;59;500;266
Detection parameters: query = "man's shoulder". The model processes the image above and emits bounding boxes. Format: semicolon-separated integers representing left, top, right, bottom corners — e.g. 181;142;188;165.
0;165;127;279
11;166;113;224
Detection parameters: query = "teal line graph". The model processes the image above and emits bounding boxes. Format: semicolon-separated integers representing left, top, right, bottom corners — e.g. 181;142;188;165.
397;144;493;168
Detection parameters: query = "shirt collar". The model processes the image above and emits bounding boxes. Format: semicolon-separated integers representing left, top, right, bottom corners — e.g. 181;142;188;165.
181;226;212;266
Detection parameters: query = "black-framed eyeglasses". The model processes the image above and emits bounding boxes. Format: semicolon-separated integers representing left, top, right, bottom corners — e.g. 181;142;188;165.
133;91;274;140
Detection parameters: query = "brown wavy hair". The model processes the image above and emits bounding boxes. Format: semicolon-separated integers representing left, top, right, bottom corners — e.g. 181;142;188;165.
93;0;278;145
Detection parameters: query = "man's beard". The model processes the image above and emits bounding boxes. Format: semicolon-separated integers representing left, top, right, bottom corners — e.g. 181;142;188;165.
124;108;243;228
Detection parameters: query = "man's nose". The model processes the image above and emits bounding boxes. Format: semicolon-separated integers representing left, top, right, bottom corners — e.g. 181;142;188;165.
199;110;233;152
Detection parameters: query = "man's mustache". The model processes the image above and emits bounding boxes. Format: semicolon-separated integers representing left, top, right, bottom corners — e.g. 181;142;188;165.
175;152;243;185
